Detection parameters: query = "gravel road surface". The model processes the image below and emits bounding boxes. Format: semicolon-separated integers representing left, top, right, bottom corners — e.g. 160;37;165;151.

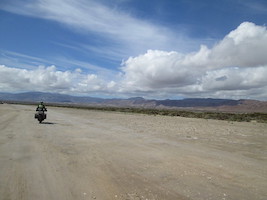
0;104;266;200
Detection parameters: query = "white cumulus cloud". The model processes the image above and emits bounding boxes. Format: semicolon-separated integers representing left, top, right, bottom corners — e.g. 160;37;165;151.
0;65;115;94
120;22;267;99
209;22;267;68
0;22;267;100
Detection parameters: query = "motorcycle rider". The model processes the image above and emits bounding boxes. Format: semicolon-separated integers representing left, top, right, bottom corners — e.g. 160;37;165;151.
36;101;47;111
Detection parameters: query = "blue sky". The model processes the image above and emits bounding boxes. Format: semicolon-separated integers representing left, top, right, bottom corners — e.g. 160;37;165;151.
1;0;267;100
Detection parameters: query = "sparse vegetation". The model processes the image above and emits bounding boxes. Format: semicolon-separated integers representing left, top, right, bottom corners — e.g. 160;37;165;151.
4;101;267;123
50;104;267;123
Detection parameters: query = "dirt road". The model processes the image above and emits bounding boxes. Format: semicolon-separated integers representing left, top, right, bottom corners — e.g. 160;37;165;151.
0;104;266;200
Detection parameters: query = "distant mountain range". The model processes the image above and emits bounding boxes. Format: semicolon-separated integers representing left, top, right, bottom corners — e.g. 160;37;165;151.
1;92;267;113
0;92;103;103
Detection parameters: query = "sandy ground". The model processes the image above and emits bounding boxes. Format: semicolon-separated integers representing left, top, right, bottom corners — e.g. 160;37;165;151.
0;104;266;200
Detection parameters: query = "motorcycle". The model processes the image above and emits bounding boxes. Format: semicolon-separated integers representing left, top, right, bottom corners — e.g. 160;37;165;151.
34;108;47;123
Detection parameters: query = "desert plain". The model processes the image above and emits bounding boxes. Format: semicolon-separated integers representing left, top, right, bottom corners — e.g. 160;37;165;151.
0;104;266;200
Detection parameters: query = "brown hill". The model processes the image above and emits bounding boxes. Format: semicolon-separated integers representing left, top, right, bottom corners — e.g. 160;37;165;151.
214;100;267;113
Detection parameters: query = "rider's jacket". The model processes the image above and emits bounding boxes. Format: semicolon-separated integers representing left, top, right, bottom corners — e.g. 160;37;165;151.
36;104;47;111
